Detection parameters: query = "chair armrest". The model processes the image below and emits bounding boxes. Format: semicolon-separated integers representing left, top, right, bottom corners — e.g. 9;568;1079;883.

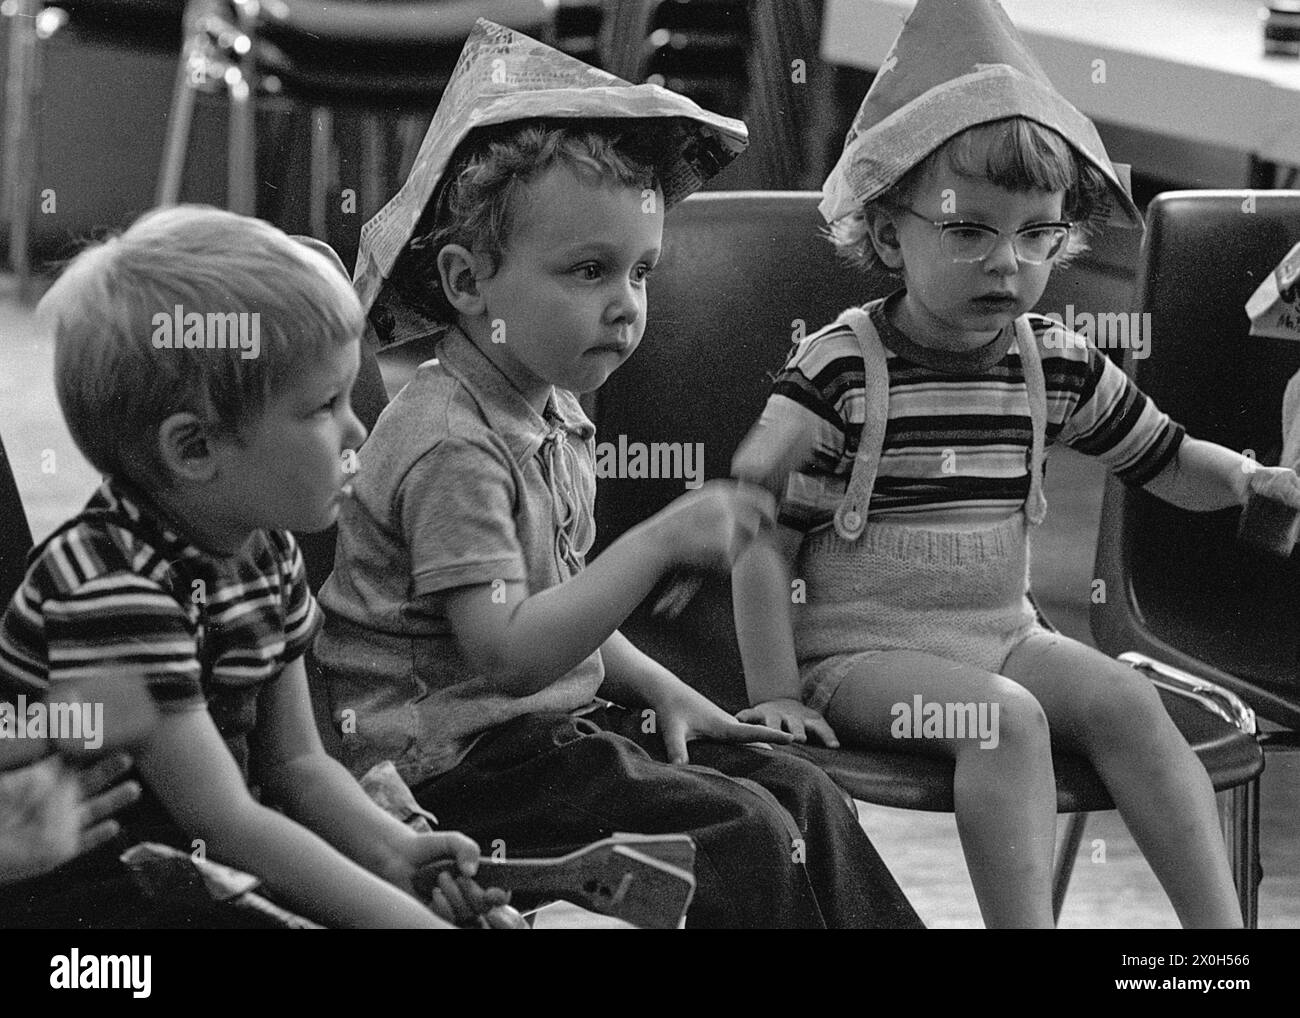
1119;652;1258;736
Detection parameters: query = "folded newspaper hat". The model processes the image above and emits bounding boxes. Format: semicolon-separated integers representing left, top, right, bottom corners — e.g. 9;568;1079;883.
1246;240;1300;341
821;0;1141;230
355;18;749;348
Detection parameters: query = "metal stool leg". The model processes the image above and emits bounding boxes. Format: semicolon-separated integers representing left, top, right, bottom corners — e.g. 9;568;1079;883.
360;116;385;222
156;45;201;206
1051;811;1088;925
3;0;40;294
396;111;427;182
226;69;256;215
1225;779;1260;929
308;107;332;238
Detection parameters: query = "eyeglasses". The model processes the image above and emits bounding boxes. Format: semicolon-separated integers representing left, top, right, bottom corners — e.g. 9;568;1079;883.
895;207;1072;265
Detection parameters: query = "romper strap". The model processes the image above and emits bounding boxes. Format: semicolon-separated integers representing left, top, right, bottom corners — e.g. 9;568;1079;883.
1014;315;1049;526
830;307;890;541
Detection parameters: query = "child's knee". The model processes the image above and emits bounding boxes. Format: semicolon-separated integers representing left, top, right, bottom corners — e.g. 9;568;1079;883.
1077;671;1170;751
974;682;1050;758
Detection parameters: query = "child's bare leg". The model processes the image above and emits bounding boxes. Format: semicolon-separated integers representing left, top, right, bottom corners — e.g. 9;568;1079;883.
1002;632;1242;928
823;651;1056;928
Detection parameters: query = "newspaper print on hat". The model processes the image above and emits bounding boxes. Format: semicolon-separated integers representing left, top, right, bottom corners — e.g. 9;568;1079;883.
353;18;749;350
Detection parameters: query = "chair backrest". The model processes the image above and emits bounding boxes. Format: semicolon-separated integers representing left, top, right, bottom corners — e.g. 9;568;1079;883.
1091;190;1300;728
0;434;35;610
591;190;1131;710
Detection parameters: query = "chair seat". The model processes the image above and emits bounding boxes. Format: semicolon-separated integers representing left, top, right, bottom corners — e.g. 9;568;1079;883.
255;48;457;106
615;576;1262;817
789;690;1263;813
258;0;553;48
41;0;185;45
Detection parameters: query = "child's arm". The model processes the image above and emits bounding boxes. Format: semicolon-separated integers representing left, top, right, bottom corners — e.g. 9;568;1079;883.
727;402;841;747
443;480;775;696
1142;437;1300;511
251;656;497;913
729;529;839;747
134;702;454;928
0;676;157;770
596;629;795;763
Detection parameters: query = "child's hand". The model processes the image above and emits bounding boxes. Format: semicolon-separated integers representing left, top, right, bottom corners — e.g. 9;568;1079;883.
402;832;527;928
650;682;794;764
0;753;141;885
1243;464;1300;511
76;753;144;854
427;868;521;927
737;699;840;748
649;481;775;573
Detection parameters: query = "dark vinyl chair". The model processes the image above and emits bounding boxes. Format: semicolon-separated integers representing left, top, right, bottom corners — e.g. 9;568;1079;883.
1092;190;1300;924
589;191;1265;925
0;435;35;608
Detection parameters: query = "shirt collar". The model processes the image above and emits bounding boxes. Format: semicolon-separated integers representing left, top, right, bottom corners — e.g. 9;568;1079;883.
433;326;596;466
871;289;1016;374
90;477;212;565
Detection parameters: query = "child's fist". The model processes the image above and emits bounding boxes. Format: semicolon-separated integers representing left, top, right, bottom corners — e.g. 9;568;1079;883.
650;480;775;571
1243;464;1300;511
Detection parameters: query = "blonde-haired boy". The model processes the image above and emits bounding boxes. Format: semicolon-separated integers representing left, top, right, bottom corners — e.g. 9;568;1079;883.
0;205;511;928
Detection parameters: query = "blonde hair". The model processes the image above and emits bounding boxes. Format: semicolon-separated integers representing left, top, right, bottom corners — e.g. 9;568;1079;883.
40;205;363;489
828;118;1114;273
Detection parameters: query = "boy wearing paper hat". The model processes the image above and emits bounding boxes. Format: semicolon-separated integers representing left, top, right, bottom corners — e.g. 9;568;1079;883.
730;0;1300;927
312;20;922;929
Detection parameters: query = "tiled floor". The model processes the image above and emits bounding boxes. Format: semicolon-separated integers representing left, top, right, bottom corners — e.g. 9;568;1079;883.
1;273;1295;929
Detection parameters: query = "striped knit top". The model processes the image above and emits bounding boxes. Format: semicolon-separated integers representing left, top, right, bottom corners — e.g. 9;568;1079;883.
748;295;1184;531
0;479;320;785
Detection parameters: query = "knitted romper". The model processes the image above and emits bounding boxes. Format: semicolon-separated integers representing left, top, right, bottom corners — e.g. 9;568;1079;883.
796;307;1052;714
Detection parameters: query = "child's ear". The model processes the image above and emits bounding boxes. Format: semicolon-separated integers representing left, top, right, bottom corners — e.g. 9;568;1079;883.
863;208;906;271
157;413;219;483
436;244;486;317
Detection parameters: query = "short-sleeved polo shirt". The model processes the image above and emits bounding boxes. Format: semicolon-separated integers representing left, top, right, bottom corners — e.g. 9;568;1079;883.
314;327;604;787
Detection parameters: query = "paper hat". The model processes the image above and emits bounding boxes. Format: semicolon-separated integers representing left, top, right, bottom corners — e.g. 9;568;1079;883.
821;0;1141;230
354;18;749;348
1246;241;1300;341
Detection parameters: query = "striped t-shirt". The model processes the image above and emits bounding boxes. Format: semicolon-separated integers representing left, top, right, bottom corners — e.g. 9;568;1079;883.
746;297;1184;531
0;479;320;785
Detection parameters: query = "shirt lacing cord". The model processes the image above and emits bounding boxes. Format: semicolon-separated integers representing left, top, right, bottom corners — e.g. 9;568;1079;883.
539;425;593;575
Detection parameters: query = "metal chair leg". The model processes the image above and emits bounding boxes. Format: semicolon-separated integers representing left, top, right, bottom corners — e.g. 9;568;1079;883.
1051;811;1088;925
3;0;40;294
226;69;256;215
360;115;384;222
156;45;201;206
1225;778;1260;929
396;111;427;183
308;107;332;238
